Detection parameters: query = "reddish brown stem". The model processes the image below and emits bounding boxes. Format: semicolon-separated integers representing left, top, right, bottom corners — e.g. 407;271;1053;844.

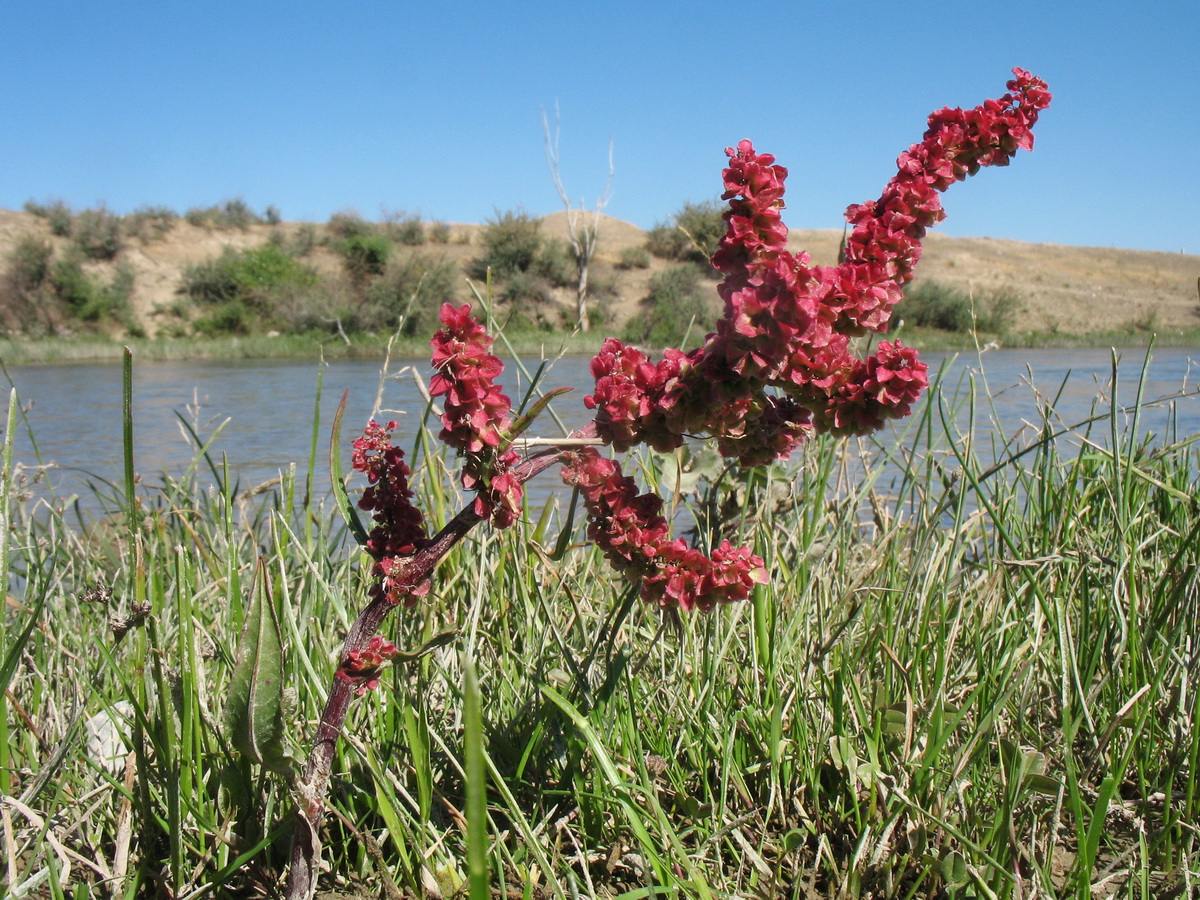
284;423;595;900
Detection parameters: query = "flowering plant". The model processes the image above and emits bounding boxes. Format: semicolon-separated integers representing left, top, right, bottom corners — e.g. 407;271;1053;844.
284;68;1050;898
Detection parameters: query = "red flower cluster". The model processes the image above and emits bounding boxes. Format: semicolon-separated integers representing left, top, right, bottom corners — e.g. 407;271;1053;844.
351;420;428;605
573;69;1049;609
587;69;1051;457
563;448;767;611
337;635;401;695
430;302;523;528
347;71;1048;618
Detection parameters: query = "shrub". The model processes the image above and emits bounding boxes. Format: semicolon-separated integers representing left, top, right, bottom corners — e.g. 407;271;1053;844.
427;221;451;244
0;237;54;331
361;253;459;334
645;200;725;265
179;244;318;326
264;205;282;226
124;205;178;242
533;237;575;288
623;264;717;347
24;199;74;236
382;210;425;246
901;280;1019;334
184;199;265;230
494;269;555;325
338;233;392;287
327;211;375;241
214;198;262;229
4;236;52;292
72;206;125;260
193;299;252;336
49;259;135;322
284;223;318;257
616;245;651;269
470;209;542;279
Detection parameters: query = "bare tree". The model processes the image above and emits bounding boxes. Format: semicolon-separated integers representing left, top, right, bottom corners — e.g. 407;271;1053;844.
542;103;614;332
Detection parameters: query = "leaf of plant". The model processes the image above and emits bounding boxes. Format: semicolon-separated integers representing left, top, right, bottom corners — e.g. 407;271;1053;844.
329;389;371;548
389;629;458;664
550;486;581;561
224;559;289;772
499;387;573;452
0;592;48;692
1024;772;1062;795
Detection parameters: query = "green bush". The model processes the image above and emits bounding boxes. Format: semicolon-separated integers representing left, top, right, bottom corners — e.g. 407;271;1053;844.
494;269;554;326
24;199;74;236
901;280;1019;334
382;211;425;246
339;233;392;286
623;264;717;347
49;259;134;322
124;205;178;242
214;198;261;229
361;252;459;334
470;209;542;279
533;237;575;288
193;299;252;336
72;206;125;260
327;211;375;241
179;244;318;330
4;236;53;292
645;200;725;265
616;245;651;270
184;199;265;230
283;223;318;257
0;237;55;331
427;221;451;244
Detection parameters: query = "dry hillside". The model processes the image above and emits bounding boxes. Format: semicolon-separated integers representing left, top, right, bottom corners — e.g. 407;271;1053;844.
1;207;1197;339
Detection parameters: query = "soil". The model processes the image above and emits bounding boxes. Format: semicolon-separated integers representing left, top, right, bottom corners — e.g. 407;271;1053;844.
1;207;1197;340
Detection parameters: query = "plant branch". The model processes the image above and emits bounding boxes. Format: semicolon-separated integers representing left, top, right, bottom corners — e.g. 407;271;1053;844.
283;420;596;900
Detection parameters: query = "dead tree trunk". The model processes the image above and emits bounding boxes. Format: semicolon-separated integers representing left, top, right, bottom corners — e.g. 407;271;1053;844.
543;104;613;333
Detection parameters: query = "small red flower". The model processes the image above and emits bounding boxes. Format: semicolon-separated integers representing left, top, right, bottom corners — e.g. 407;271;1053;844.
429;303;524;528
351;420;429;605
338;635;403;695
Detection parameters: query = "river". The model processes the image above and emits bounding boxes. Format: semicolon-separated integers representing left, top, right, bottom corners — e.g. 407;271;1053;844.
3;346;1198;518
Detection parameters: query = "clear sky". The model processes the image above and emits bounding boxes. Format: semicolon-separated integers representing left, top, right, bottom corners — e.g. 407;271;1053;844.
2;1;1197;253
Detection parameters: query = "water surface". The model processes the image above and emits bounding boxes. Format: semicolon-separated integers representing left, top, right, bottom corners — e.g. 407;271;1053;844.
4;346;1197;516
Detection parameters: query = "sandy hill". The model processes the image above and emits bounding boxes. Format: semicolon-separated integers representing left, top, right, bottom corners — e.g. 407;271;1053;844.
1;207;1197;339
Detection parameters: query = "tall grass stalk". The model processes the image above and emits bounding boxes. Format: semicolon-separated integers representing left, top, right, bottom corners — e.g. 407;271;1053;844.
0;351;1196;898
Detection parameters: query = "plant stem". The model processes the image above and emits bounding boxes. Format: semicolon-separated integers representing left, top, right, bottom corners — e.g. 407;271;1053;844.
283;423;594;900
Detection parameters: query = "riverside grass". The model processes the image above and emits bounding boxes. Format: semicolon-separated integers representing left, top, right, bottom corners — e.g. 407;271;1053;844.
6;324;1200;366
1;351;1198;899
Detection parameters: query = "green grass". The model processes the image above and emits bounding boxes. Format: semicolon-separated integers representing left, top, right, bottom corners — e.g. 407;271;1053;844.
1;351;1197;898
0;329;608;366
6;323;1200;366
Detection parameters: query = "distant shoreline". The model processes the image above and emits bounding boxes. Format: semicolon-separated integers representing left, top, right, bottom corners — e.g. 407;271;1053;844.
3;326;1198;367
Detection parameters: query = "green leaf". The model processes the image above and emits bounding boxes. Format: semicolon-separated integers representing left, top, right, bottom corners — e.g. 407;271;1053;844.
499;386;573;452
224;559;289;772
463;658;490;900
0;592;49;692
390;629;458;664
881;704;908;735
941;850;969;885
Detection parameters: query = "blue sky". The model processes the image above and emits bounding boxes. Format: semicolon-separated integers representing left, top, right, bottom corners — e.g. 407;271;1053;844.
2;1;1197;253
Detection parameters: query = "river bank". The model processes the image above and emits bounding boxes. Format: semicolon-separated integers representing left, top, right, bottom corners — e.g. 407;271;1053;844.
2;323;1199;366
